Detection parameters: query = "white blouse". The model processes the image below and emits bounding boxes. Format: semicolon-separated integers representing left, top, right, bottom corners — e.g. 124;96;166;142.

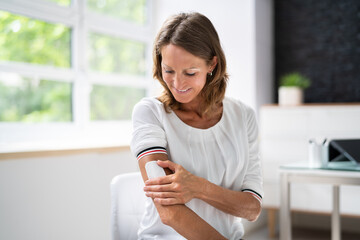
130;97;263;240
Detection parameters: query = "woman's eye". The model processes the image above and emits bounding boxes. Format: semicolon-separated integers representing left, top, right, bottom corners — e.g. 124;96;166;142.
185;73;196;77
164;70;174;74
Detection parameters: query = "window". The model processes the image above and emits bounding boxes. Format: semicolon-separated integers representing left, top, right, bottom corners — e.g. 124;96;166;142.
0;10;72;122
0;11;71;68
0;72;72;122
88;32;146;75
0;0;153;151
87;0;147;24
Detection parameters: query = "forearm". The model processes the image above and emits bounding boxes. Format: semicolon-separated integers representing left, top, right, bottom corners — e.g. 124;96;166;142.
196;177;261;221
155;202;226;240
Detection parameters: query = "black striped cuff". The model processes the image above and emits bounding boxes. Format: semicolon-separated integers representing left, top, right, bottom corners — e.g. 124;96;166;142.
136;146;167;161
242;189;262;203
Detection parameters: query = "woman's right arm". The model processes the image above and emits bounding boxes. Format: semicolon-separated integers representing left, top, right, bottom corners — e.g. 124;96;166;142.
138;153;226;240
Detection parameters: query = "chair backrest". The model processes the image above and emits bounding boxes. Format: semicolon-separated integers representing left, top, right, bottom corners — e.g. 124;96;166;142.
110;172;146;240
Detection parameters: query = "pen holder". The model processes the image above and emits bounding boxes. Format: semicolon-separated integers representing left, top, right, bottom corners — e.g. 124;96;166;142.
321;144;329;167
308;139;328;168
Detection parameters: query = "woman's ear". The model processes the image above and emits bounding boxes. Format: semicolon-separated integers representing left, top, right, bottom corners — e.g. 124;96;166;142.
210;56;218;71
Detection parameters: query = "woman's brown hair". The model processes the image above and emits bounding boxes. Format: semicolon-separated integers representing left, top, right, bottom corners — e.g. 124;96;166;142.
153;12;228;116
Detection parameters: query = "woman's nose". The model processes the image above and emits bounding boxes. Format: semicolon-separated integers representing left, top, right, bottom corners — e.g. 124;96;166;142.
173;74;185;89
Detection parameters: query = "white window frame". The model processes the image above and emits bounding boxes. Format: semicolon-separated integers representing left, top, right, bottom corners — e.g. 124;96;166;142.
0;0;155;153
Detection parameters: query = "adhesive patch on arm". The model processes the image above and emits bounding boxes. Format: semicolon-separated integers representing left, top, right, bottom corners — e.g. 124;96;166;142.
145;161;166;179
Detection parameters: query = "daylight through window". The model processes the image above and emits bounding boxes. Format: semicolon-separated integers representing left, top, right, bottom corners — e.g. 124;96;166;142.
0;0;150;123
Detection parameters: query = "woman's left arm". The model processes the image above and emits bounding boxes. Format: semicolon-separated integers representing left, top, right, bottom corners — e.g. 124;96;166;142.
198;175;262;221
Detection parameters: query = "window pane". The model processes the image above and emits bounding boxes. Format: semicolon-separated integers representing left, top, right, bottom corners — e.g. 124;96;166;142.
87;0;147;24
90;85;145;120
88;32;146;75
0;11;71;67
44;0;71;6
0;72;72;122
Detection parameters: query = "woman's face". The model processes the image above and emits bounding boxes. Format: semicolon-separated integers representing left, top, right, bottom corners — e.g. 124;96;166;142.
161;44;214;105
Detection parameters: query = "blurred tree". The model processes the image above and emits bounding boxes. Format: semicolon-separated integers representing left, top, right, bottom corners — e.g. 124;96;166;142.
45;0;71;6
0;10;71;122
88;33;146;75
0;0;148;123
87;0;147;24
0;11;70;67
90;85;145;120
0;78;72;122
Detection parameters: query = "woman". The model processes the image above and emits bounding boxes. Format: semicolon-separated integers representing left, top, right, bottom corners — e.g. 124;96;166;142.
130;12;263;240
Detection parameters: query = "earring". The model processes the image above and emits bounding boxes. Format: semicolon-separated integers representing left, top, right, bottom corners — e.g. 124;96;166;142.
208;71;213;76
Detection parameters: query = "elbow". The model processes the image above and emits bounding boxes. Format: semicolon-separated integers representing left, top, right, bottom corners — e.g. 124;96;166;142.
159;211;172;226
157;205;180;226
236;199;261;222
247;210;261;222
246;202;262;222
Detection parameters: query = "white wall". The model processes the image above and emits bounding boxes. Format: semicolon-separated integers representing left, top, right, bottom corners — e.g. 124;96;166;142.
0;150;138;240
255;0;274;110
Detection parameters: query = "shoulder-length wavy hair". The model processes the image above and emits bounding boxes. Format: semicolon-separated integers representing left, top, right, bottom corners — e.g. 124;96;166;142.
153;12;228;116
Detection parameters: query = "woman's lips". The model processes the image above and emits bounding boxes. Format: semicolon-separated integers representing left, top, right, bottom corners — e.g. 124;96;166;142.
174;87;191;94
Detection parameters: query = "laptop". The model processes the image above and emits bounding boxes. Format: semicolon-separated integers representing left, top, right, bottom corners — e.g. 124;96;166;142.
327;139;360;170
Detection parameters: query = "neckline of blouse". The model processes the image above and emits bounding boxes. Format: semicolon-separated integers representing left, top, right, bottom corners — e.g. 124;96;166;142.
169;99;226;132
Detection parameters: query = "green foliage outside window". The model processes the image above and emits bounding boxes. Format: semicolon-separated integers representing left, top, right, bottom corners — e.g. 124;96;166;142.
45;0;72;6
0;11;72;122
0;11;71;67
88;32;146;75
0;76;72;122
0;4;148;123
91;85;145;120
87;0;147;24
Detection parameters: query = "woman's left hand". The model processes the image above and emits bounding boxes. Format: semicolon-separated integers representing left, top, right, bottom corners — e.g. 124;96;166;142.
144;160;203;205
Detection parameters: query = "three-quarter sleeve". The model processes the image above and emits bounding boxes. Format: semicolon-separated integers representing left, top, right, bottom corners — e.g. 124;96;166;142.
241;105;264;203
130;99;168;161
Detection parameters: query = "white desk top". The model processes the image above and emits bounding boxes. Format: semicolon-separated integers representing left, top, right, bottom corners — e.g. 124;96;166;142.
280;161;360;178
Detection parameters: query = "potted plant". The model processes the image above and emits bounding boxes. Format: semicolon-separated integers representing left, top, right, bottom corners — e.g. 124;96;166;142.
278;72;311;106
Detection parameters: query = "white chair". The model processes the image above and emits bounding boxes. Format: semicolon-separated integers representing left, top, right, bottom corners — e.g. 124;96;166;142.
110;172;146;240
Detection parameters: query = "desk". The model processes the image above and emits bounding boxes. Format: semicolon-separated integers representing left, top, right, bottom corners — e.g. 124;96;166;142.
279;164;360;240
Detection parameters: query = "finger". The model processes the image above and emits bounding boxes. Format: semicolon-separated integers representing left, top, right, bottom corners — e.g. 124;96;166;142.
145;191;177;199
144;183;174;192
157;160;177;172
154;197;181;206
145;175;172;185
